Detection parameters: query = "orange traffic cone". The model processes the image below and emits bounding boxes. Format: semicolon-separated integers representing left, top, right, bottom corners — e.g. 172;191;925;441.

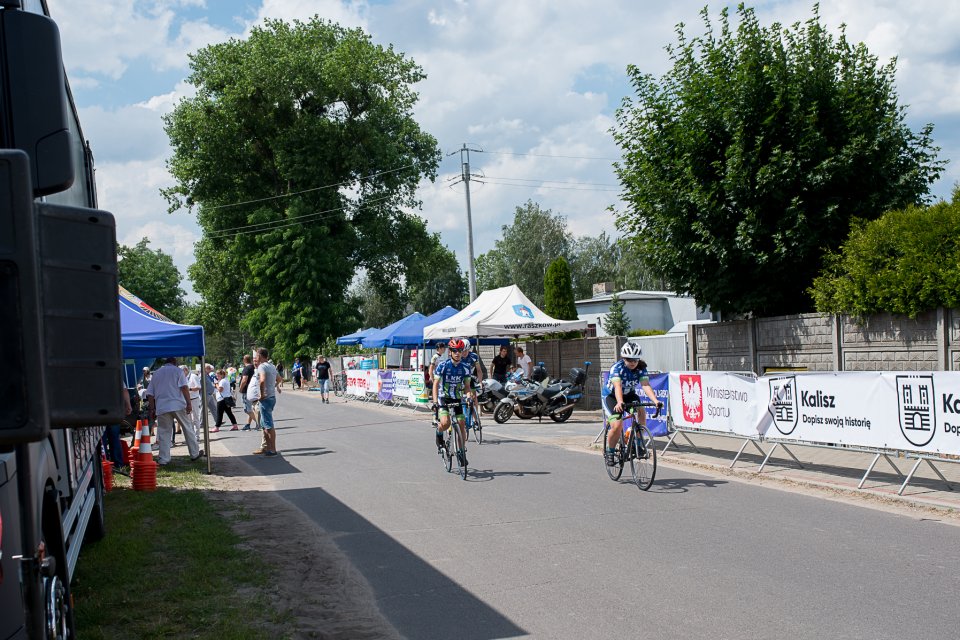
131;424;157;491
101;457;114;492
128;419;143;465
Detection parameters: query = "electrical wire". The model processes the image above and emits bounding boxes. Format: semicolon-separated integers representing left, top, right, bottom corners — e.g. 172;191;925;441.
476;149;620;161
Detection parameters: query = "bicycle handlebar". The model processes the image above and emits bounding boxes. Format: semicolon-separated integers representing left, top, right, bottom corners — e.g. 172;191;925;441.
619;398;663;419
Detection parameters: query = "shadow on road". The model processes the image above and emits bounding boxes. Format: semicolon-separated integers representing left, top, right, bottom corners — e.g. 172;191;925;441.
281;486;528;640
466;469;551;482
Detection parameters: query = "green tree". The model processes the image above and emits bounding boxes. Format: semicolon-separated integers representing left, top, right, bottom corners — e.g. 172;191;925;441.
117;238;186;321
544;257;578;320
612;4;944;317
475;200;571;307
810;190;960;317
163;17;440;363
405;230;468;314
601;293;631;336
350;272;406;330
567;233;617;300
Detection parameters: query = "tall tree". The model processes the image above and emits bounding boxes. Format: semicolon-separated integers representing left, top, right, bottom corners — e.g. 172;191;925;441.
117;238;186;322
612;5;944;317
567;233;617;300
544;256;578;320
475;200;572;307
601;293;630;336
405;231;468;314
163;17;440;363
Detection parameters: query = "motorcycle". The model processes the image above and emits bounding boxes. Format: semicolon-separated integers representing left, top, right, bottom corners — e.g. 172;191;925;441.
477;378;509;413
493;362;591;424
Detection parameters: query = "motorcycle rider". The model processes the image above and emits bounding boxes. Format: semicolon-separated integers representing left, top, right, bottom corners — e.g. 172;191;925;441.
602;342;662;466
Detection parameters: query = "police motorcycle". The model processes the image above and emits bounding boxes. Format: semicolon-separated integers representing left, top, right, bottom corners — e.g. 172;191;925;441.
477;377;510;413
493;362;591;424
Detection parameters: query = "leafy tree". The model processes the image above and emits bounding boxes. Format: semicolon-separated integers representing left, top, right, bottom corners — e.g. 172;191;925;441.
163;17;440;363
544;257;578;320
601;293;631;336
117;238;186;322
612;4;944;317
350;272;406;330
475;200;572;307
405;229;468;314
810;190;960;317
567;233;617;300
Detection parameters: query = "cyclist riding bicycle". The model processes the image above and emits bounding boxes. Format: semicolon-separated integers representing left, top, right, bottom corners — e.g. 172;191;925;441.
433;338;474;467
602;342;662;466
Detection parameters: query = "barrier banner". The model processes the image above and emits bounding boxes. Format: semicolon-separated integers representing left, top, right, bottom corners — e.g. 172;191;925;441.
359;357;378;370
346;370;367;396
761;372;960;456
409;372;429;404
600;371;670;437
378;370;394;402
393;372;412;404
670;371;762;437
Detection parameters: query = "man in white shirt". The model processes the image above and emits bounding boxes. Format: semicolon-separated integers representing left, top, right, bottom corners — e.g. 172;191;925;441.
146;357;203;465
515;346;532;379
251;347;281;457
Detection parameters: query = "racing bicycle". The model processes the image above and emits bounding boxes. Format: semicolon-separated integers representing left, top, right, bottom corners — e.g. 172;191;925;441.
433;397;468;480
463;395;483;444
603;399;660;490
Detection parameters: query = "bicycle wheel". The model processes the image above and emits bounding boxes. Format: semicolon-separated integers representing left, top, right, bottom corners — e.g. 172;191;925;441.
334;374;345;397
473;406;483;444
603;426;624;481
629;425;657;490
441;428;453;473
454;423;467;480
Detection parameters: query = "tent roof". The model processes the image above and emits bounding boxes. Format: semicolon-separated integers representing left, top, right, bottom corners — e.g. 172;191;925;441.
423;285;588;339
335;327;375;345
385;306;459;347
119;286;205;358
361;312;426;349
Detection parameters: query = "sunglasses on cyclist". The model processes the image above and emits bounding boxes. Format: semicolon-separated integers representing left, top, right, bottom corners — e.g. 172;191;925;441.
624;358;640;364
449;348;463;353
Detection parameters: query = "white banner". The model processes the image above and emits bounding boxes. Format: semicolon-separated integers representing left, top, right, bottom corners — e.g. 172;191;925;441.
760;372;960;456
394;371;412;404
670;371;764;437
346;369;378;397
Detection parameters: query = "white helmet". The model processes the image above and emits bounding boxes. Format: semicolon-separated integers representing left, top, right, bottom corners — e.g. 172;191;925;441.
461;337;472;352
620;341;643;359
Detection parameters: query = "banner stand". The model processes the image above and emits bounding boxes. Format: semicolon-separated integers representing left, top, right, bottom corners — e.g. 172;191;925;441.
858;453;906;489
757;442;804;473
898;455;956;496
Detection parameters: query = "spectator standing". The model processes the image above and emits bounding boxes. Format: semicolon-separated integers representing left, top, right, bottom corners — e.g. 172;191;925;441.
491;346;511;385
102;376;131;471
203;363;218;420
145;357;203;465
301;355;312;388
183;365;203;436
314;355;332;404
515;346;532;379
213;369;240;432
238;354;257;430
252;347;280;457
292;358;302;390
276;361;285;389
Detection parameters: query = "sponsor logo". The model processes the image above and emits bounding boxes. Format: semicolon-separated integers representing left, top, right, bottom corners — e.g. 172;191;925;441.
768;376;798;435
465;310;482;319
801;390;835;408
512;304;535;319
679;374;703;424
896;375;936;447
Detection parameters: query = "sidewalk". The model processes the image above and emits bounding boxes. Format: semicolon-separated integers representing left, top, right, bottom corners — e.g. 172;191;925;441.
480;408;960;517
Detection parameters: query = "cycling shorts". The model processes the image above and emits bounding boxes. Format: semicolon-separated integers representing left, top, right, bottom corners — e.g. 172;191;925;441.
437;397;465;419
602;391;642;421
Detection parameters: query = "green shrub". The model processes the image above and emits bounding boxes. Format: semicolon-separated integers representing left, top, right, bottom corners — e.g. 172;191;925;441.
810;190;960;317
627;328;666;337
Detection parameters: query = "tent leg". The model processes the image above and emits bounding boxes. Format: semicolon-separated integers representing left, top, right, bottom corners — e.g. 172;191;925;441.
200;356;211;474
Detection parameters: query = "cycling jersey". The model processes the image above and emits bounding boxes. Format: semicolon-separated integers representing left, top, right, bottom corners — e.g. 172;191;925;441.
434;359;473;399
601;360;649;398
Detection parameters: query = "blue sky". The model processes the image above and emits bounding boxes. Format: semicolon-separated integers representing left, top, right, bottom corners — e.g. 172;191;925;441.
44;0;960;299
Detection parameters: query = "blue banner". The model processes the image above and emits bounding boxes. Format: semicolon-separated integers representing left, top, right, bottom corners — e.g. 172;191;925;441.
600;371;670;437
378;370;394;402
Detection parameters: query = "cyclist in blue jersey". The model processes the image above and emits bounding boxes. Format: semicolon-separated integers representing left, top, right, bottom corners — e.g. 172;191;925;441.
602;342;662;466
433;338;475;466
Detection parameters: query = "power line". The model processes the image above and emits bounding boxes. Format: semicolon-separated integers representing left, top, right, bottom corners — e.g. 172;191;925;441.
476;149;620;162
474;179;620;193
211;163;418;211
480;175;620;188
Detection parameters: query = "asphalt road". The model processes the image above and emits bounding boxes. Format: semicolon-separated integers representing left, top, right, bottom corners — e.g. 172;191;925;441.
215;391;960;640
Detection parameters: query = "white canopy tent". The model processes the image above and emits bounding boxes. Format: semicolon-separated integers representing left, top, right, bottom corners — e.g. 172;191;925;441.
423;285;588;339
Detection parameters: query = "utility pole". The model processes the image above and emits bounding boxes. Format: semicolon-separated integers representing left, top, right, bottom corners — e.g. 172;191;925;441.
449;143;481;301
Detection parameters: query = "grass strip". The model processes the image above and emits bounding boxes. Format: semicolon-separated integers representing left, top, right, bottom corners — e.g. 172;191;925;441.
72;461;286;639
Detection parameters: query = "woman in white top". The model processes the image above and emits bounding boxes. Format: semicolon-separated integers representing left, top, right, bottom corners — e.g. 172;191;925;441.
214;369;239;432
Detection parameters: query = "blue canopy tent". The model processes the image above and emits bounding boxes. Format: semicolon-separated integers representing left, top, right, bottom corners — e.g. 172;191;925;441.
361;312;426;349
336;327;376;345
119;292;205;359
386;306;458;347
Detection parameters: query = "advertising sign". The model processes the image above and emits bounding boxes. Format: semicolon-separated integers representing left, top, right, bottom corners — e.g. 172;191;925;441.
394;371;412;404
669;371;762;437
378;370;394;402
409;371;428;404
600;371;670;437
